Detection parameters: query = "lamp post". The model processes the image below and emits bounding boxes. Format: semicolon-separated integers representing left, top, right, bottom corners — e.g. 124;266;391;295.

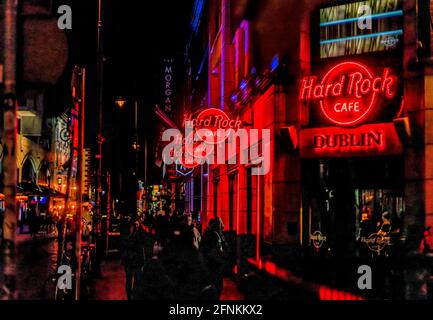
93;0;104;278
115;97;140;216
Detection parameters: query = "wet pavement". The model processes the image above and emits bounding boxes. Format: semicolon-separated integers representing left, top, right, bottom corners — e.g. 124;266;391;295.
4;234;393;301
0;234;59;300
90;259;127;300
221;278;244;300
90;258;244;300
1;233;245;301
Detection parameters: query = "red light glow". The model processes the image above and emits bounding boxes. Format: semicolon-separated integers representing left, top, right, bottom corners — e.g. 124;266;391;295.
299;123;403;158
300;62;397;126
184;108;242;145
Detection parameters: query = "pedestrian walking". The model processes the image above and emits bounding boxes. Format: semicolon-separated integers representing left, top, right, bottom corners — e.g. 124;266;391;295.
420;226;433;254
185;214;201;250
28;208;39;239
121;216;146;300
163;223;213;299
200;218;228;298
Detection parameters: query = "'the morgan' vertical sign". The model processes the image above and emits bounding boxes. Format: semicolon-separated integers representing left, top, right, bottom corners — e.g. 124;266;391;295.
163;58;174;116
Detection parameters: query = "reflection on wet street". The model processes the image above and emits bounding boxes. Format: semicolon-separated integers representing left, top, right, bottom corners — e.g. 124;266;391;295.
15;236;58;300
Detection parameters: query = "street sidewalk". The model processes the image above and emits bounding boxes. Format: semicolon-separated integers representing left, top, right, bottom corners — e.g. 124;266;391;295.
90;258;244;300
246;258;364;300
16;231;58;245
221;278;244;300
90;258;127;300
3;235;58;300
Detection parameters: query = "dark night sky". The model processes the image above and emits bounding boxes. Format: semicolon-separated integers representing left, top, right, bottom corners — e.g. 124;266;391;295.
52;0;194;200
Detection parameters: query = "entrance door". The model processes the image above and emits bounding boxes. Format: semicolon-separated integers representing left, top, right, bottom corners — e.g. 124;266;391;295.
302;157;404;258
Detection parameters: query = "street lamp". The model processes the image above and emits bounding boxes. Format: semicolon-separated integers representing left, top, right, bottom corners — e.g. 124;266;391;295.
93;0;104;279
114;96;127;109
115;98;140;215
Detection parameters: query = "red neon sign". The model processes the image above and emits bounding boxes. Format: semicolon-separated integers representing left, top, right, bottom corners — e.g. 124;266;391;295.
184;108;242;144
300;62;397;126
299;123;403;158
175;108;243;169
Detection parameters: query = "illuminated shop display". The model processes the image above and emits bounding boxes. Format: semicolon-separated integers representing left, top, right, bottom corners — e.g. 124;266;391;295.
299;55;405;258
320;0;403;58
299;61;402;158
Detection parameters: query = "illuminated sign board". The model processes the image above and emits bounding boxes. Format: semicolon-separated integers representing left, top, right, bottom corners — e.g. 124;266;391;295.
299;123;403;158
300;61;398;126
171;108;243;169
163;58;174;115
320;0;403;59
183;108;242;144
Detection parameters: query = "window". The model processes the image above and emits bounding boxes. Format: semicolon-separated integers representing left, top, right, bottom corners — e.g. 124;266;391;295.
246;168;253;234
355;189;405;240
233;20;250;88
228;174;236;230
213;180;219;218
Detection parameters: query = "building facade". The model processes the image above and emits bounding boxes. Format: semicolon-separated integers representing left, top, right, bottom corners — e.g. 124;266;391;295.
179;0;433;298
1;1;71;230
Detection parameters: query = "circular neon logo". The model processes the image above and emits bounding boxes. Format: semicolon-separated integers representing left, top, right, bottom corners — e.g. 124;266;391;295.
300;62;397;127
310;231;327;249
195;108;238;144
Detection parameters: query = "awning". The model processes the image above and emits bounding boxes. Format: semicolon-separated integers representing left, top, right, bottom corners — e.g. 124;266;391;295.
17;182;44;196
39;186;67;199
0;193;28;202
16;183;66;199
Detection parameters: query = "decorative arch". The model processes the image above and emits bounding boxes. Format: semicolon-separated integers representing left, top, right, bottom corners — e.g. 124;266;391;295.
21;156;37;184
38;161;50;187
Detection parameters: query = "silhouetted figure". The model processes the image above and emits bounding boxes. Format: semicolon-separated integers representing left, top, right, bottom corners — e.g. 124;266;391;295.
121;217;146;300
200;218;227;298
162;223;213;299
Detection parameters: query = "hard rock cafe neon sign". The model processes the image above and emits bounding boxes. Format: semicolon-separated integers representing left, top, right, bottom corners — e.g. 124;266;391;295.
299;61;398;126
178;108;242;168
170;108;243;169
163;108;271;176
183;108;242;144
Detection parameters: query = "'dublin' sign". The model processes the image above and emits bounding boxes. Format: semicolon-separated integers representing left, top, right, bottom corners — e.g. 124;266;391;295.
299;123;403;158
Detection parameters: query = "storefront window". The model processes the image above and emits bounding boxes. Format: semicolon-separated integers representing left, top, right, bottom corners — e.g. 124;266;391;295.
228;175;235;231
356;189;405;243
303;157;404;258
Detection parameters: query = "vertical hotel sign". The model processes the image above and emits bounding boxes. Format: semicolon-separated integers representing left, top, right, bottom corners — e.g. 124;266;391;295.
163;58;174;116
299;61;403;158
155;58;175;168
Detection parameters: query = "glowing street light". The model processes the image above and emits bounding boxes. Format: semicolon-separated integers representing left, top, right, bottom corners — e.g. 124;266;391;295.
114;96;127;109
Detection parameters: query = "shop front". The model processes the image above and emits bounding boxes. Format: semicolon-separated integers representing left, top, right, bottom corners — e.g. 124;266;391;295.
299;60;406;258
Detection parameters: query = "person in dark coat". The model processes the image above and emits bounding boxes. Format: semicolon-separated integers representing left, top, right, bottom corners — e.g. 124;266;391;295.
162;222;214;300
28;208;39;238
137;227;176;300
200;218;227;298
121;216;146;300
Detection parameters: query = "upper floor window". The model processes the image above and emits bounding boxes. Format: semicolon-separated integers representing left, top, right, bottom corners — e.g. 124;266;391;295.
233;20;250;88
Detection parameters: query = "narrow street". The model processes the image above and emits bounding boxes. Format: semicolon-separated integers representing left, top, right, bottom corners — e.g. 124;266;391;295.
89;259;244;300
5;231;430;301
2;0;433;306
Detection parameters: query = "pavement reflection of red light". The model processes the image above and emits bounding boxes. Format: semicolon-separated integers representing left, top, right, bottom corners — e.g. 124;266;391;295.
319;286;364;301
249;258;365;300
